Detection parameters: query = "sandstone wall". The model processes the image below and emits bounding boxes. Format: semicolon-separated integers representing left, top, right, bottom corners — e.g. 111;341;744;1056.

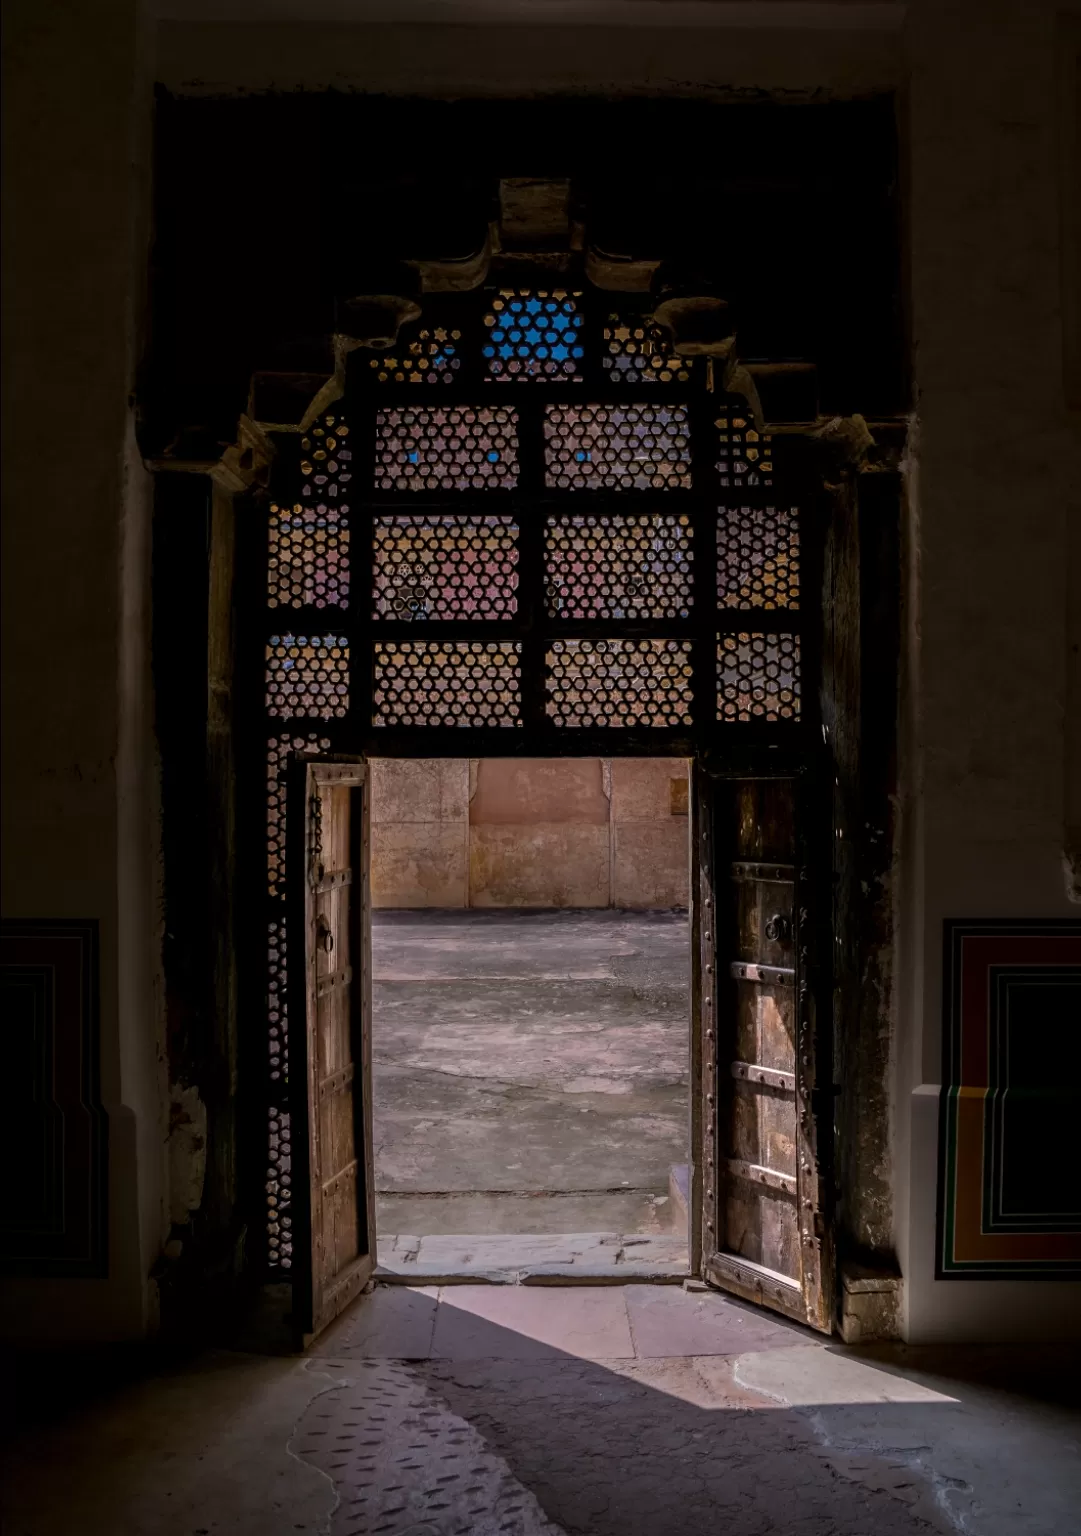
370;759;690;910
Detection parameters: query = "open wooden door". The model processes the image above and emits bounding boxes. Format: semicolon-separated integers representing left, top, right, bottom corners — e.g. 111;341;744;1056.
289;757;375;1346
693;762;832;1332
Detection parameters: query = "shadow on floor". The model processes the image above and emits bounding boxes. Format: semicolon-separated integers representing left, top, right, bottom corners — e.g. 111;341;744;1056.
4;1282;1079;1536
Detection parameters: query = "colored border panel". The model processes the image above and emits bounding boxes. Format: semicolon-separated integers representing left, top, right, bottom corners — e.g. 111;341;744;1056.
937;920;1081;1278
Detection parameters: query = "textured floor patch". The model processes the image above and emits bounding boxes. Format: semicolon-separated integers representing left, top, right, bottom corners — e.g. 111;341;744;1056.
6;1328;1076;1535
293;1345;954;1536
291;1359;565;1534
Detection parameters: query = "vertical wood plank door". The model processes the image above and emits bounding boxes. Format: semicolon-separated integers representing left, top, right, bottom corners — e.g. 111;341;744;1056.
290;758;375;1346
695;766;832;1332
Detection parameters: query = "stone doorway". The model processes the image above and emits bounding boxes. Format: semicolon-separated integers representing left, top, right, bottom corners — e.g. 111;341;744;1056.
369;757;692;1280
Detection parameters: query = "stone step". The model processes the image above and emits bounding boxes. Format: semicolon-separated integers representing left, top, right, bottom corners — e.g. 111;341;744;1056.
377;1230;689;1285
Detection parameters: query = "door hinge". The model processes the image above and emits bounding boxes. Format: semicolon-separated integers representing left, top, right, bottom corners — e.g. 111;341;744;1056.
308;791;325;886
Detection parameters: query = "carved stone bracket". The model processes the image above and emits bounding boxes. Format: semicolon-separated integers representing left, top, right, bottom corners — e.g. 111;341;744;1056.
147;413;276;492
248;280;424;437
247;271;425;436
770;412;883;483
247;337;350;438
721;359;767;427
584;248;661;292
410;230;495;293
804;413;876;466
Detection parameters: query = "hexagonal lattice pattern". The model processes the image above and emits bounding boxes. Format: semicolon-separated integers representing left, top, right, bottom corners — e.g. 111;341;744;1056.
373;515;519;620
546;639;693;727
717;506;799;610
300;412;352;503
375;407;519;492
267;913;293;1269
268;503;350;609
265;730;327;1275
367;326;462;385
267;732;331;899
716;409;773;487
544;405;692;491
259;306;809;1279
545;514;693;620
717;632;800;721
267;1097;293;1270
603;315;693;385
374;642;522;727
267;917;290;1090
266;635;349;720
483;290;584;382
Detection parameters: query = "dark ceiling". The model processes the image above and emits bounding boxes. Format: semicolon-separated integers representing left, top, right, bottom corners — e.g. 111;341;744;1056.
143;93;905;458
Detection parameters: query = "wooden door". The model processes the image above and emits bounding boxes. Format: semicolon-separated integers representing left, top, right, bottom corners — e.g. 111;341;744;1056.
290;757;375;1345
694;765;831;1331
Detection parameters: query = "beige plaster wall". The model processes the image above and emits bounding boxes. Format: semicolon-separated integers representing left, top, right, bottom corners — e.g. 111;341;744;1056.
895;0;1081;1343
370;759;690;909
1;0;166;1341
154;13;904;100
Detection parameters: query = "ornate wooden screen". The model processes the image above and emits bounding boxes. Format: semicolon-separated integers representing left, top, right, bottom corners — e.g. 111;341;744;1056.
251;290;813;1276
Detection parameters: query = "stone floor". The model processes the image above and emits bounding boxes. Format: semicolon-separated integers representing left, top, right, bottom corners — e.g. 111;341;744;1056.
377;1228;689;1282
5;1284;1079;1535
372;909;691;1251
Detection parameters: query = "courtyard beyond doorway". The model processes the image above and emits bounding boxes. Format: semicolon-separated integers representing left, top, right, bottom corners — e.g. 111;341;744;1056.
372;908;690;1280
371;903;694;1277
368;754;693;1281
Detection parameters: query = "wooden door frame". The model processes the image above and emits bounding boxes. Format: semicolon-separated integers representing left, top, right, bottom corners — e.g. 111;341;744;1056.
287;744;831;1326
285;744;833;1330
288;754;376;1345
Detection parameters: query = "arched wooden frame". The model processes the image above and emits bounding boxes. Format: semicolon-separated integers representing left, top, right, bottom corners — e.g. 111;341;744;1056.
152;283;899;1341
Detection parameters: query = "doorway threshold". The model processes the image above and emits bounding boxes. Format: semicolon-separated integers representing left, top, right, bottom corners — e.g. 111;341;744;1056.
377;1231;689;1285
